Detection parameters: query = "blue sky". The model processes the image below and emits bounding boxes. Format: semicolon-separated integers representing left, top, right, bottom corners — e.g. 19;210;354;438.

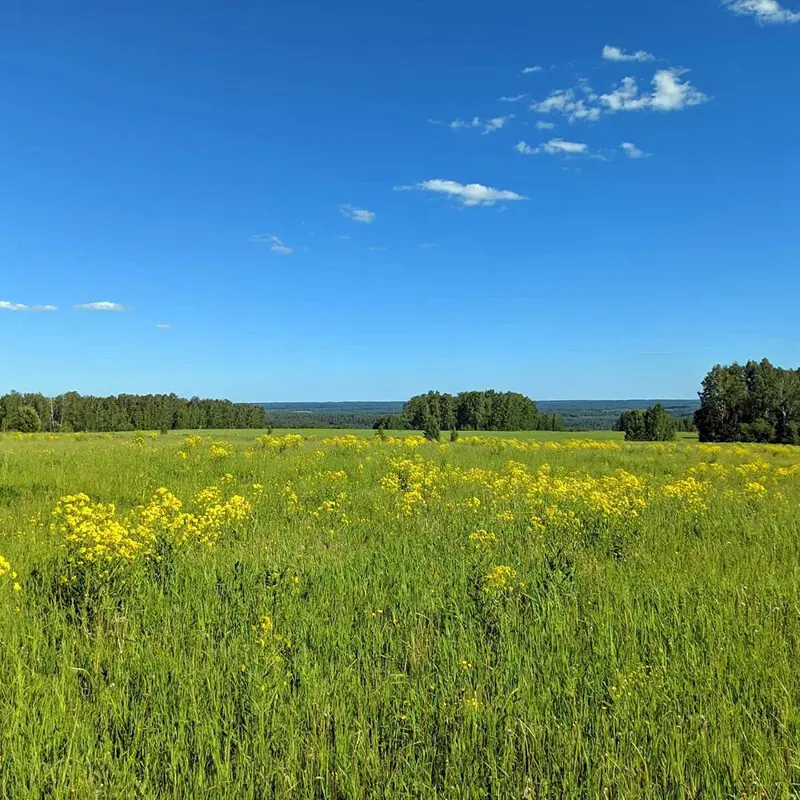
1;0;798;401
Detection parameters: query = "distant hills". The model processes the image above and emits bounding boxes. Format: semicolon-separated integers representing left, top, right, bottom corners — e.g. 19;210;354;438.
258;399;699;431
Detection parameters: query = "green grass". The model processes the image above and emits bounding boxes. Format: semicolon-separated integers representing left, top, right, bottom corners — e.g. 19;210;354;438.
120;427;632;442
0;431;796;798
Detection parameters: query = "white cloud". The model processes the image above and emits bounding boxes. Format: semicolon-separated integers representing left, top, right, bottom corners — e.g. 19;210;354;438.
483;115;513;133
340;204;376;224
602;45;655;62
498;94;527;103
367;245;388;252
398;179;527;207
449;115;514;134
155;323;172;330
419;242;436;249
650;69;709;110
251;233;294;254
542;138;589;155
522;66;543;74
723;0;800;23
601;69;708;112
0;301;58;312
600;76;651;111
534;69;707;123
532;88;602;123
536;121;556;130
517;138;590;157
337;234;351;240
450;116;479;130
74;301;125;311
621;142;649;159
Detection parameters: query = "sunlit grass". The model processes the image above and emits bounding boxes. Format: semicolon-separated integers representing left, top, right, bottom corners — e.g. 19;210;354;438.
0;430;797;798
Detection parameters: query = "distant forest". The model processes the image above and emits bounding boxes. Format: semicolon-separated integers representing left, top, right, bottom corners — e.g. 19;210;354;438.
0;393;703;434
260;399;699;431
539;400;699;431
0;392;267;432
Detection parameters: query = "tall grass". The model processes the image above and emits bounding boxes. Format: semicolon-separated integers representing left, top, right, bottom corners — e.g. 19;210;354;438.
0;431;798;798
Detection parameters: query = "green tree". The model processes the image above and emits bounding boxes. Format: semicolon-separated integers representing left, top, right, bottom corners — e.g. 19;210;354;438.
695;359;800;444
644;403;676;441
617;409;646;441
422;407;440;441
6;405;42;433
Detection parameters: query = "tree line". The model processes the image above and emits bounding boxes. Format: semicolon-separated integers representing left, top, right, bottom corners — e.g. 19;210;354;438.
0;391;267;433
694;359;800;444
379;391;565;436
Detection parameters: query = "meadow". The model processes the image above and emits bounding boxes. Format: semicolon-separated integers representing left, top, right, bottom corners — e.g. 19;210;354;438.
0;429;798;798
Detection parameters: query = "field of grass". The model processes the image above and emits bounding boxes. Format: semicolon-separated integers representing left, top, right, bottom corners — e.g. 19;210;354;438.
176;427;635;443
0;430;797;798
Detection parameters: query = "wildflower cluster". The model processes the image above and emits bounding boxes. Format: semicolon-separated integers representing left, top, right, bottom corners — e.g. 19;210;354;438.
253;434;304;453
380;456;443;516
662;476;712;512
0;553;21;593
483;565;524;594
51;482;257;571
468;530;497;549
209;441;234;459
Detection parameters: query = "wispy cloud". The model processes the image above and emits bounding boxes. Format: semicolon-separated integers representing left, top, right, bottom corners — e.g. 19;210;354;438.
484;116;513;133
621;142;649;159
602;69;708;112
419;242;436;249
522;66;543;74
396;179;527;207
155;323;172;330
516;139;589;156
602;45;656;62
723;0;800;23
0;301;58;312
340;204;376;224
532;88;602;123
74;302;125;312
337;234;351;240
498;94;527;103
251;233;293;254
536;121;556;130
449;115;514;134
367;245;388;252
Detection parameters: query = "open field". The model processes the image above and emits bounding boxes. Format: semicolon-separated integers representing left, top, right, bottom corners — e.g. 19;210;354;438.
0;431;798;798
188;428;639;443
40;427;693;443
